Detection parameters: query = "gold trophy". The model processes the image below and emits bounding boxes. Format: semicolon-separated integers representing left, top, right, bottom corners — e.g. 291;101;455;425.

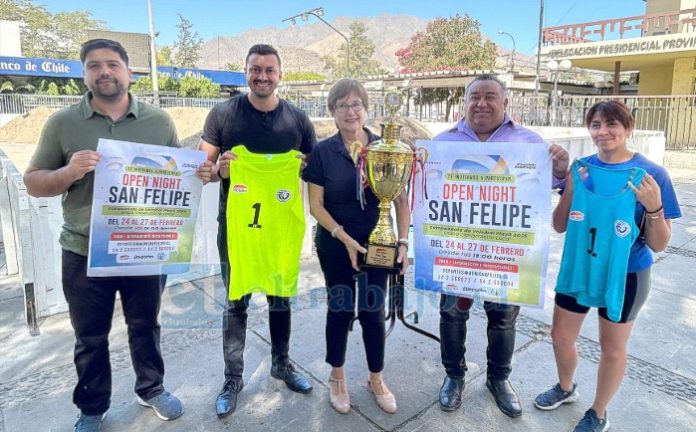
351;92;426;268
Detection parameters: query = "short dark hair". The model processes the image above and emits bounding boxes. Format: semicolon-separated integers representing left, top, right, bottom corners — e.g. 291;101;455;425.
80;39;129;65
327;79;369;114
585;100;634;131
245;44;281;69
465;74;507;99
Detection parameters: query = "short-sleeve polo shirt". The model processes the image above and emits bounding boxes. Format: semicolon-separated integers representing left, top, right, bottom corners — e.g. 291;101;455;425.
30;92;180;256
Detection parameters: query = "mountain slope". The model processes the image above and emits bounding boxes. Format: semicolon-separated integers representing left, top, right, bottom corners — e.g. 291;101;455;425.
197;14;535;75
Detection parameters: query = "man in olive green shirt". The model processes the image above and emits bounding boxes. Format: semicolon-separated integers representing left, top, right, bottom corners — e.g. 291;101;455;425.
24;39;211;432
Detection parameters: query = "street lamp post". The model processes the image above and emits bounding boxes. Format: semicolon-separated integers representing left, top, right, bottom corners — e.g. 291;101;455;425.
547;59;572;126
535;0;545;97
283;7;350;77
147;0;159;105
497;30;516;72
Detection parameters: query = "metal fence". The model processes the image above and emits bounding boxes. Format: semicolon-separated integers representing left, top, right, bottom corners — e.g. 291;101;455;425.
0;94;230;113
0;93;447;121
0;149;53;335
146;96;227;109
507;94;696;150
506;95;550;127
0;94;81;113
2;93;695;149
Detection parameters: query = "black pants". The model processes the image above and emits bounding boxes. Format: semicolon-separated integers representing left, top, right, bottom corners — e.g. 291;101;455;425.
218;223;291;382
439;294;519;380
62;250;166;415
318;249;388;373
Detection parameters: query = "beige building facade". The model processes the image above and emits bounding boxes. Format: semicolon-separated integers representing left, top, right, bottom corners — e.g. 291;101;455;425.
540;0;696;149
541;0;696;96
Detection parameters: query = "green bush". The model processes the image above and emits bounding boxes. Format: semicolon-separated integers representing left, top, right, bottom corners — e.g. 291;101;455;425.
130;74;179;95
131;73;220;98
177;75;220;98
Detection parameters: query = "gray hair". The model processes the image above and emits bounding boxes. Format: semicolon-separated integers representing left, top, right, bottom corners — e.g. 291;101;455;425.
465;74;507;99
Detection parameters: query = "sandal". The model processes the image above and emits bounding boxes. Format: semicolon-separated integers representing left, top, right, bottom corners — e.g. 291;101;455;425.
367;378;397;414
328;375;351;414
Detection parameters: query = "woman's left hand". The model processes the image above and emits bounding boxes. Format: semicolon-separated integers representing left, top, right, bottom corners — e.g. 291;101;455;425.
628;173;662;212
549;143;569;179
396;244;409;275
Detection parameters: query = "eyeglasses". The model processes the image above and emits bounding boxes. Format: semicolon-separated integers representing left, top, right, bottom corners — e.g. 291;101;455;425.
334;102;364;114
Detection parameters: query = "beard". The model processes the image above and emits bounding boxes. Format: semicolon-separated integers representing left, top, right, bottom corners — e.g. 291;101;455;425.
90;78;128;101
250;80;276;98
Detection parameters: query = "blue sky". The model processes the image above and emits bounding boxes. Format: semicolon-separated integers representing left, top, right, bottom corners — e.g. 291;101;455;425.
40;0;647;56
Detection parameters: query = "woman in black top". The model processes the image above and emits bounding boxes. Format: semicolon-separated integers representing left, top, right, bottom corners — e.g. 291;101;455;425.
302;79;410;414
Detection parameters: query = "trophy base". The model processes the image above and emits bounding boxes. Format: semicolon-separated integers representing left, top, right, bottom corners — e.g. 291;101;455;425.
362;243;398;269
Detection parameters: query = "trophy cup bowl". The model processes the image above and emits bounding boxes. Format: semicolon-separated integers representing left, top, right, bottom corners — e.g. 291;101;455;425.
361;92;416;268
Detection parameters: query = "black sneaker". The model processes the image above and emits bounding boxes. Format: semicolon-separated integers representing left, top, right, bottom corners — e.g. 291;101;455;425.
573;409;610;432
534;382;579;410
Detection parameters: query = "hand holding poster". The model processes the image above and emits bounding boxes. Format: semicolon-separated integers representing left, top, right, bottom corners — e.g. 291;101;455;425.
87;139;207;276
413;141;551;307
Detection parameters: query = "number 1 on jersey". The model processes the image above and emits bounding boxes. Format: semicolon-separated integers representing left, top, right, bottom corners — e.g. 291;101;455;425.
587;227;598;257
248;202;262;228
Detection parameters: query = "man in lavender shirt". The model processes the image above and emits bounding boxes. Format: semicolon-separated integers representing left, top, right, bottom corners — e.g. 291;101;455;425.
435;74;569;418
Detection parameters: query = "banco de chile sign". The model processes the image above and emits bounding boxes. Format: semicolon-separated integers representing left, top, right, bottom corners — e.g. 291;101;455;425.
0;56;246;86
0;56;83;78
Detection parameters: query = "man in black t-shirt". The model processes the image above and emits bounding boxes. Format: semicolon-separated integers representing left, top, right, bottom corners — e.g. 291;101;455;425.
199;44;316;419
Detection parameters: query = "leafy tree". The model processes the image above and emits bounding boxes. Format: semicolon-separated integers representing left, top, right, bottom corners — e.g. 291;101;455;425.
173;14;203;68
322;21;386;79
225;61;243;72
46;81;59;95
0;78;34;93
156;46;173;66
56;78;83;95
131;74;219;97
132;73;218;98
396;14;496;121
396;14;496;73
0;79;15;93
130;74;179;95
177;75;219;98
15;77;85;95
0;0;106;59
283;71;326;82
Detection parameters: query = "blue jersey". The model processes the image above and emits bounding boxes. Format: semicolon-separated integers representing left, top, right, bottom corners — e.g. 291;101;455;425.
555;160;645;322
581;153;681;272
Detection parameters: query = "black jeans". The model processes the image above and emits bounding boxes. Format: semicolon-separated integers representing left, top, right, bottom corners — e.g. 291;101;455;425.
439;294;520;380
62;250;166;415
318;249;388;373
218;223;291;382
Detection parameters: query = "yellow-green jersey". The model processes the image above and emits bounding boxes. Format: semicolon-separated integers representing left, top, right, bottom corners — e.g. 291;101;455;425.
225;145;305;300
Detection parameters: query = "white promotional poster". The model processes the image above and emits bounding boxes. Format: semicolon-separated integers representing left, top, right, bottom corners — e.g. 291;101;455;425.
87;139;207;276
413;140;551;307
